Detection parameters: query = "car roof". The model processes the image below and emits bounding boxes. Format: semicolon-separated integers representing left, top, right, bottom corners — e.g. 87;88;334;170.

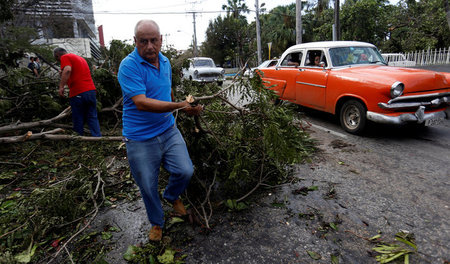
191;57;213;60
284;41;376;52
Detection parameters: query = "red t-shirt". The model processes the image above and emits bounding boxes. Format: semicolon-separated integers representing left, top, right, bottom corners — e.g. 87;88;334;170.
60;53;96;97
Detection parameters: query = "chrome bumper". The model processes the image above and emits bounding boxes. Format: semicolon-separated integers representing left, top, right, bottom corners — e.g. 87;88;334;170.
367;106;449;125
192;76;224;83
378;93;450;109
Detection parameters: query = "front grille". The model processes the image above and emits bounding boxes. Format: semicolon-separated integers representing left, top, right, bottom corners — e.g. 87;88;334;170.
198;73;221;78
378;92;450;110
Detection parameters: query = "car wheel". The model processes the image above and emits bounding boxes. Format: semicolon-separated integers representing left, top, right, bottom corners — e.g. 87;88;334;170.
339;100;367;134
217;81;223;86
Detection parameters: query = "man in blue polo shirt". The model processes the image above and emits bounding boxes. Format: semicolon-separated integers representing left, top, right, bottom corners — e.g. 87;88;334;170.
118;20;202;241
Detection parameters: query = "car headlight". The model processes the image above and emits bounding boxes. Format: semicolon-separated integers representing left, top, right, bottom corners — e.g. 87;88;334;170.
221;69;225;76
390;81;404;98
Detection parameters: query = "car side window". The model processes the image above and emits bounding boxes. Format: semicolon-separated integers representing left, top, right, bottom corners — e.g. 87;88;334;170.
305;50;327;67
268;60;277;67
281;52;303;67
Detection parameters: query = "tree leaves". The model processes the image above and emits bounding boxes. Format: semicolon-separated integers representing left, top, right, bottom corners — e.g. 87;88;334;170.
225;199;248;211
14;241;37;263
307;250;322;260
371;231;417;263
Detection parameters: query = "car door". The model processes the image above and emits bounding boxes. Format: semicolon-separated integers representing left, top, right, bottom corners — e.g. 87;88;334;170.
295;49;329;109
271;51;304;102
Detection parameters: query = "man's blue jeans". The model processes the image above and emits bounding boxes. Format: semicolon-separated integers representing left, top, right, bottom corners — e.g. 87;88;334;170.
125;126;193;227
69;90;101;137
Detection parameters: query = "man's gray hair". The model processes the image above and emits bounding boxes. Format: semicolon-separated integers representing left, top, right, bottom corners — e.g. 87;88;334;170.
134;20;160;36
53;47;67;56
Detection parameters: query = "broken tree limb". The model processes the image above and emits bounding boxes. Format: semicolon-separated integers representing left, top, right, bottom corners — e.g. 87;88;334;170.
100;97;123;113
0;129;63;143
0;129;122;143
0;107;71;134
43;134;122;142
194;61;248;103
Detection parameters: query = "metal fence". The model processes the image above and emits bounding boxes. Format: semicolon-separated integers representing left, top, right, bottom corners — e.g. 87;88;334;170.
403;48;450;65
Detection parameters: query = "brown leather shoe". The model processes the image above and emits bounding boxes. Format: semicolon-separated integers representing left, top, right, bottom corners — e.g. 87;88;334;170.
173;199;187;216
149;225;162;241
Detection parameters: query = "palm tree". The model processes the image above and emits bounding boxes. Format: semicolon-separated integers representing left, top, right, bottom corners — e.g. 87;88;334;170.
261;4;297;56
222;0;250;19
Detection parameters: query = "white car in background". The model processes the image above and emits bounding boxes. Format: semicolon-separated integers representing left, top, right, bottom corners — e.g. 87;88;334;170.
244;59;278;78
381;53;416;67
182;57;225;85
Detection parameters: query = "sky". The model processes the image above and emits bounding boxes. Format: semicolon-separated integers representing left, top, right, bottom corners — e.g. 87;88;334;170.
92;0;296;50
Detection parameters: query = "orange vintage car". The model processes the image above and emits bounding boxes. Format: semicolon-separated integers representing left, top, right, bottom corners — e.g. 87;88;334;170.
258;41;450;134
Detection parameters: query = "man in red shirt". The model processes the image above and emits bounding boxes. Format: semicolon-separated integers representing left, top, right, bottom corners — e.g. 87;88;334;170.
54;47;101;137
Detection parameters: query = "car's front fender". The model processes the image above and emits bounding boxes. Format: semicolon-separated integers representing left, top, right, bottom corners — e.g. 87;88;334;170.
262;78;287;98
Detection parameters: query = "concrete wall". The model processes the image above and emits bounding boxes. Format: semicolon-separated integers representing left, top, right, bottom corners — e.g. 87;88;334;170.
33;38;92;58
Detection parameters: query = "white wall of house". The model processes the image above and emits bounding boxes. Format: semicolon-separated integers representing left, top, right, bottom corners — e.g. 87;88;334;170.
32;38;92;58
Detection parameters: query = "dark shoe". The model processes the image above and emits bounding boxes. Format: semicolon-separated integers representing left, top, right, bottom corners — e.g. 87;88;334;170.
149;225;162;241
173;199;187;216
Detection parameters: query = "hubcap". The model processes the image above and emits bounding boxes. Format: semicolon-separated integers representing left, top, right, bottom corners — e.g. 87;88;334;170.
344;105;360;129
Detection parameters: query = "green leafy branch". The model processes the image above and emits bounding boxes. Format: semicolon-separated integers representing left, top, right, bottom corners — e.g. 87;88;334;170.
371;231;417;264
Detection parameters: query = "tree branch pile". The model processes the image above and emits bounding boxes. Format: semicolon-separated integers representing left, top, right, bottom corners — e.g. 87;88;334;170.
0;54;316;262
173;73;316;229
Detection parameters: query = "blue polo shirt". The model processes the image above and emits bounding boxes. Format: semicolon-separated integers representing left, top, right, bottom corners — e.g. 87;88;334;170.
118;48;174;141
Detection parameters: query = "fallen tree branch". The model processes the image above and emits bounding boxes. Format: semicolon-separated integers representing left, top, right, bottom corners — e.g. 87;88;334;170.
43;134;122;141
0;129;122;143
236;154;267;203
48;169;105;263
0;107;71;134
194;61;248;102
100;97;123;113
198;115;223;147
0;161;26;167
0;129;63;143
185;170;218;229
217;94;245;113
0;211;38;239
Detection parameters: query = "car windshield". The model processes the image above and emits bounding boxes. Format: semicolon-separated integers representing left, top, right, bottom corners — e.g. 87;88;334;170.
259;60;273;67
329;47;386;67
194;59;215;67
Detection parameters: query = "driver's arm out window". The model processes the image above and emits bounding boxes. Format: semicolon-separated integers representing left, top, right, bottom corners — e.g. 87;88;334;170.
281;52;302;66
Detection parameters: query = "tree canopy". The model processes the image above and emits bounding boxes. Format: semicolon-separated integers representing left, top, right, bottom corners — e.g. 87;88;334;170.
200;0;450;67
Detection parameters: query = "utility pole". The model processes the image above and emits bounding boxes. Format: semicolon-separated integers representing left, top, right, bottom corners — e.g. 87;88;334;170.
296;0;302;44
163;34;170;50
334;0;340;41
255;0;262;65
192;12;198;57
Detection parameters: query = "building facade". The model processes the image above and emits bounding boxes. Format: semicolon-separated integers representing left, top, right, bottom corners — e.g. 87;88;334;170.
13;0;101;59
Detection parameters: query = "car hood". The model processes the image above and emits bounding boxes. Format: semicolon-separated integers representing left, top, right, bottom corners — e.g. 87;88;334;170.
337;65;450;93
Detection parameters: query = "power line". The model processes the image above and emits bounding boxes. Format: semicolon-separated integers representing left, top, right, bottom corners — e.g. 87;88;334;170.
93;10;227;15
